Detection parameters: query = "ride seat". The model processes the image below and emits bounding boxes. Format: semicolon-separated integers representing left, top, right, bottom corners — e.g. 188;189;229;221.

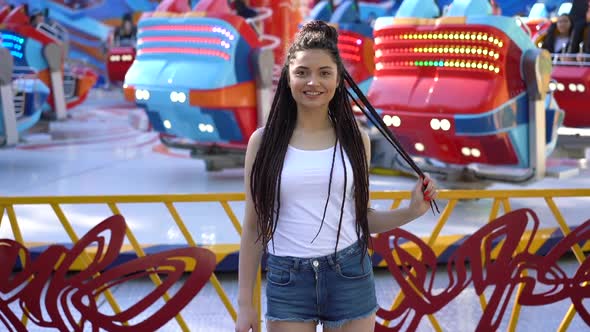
3;5;29;25
445;0;492;17
154;0;191;13
370;16;530;115
395;0;440;19
194;0;232;15
0;5;11;22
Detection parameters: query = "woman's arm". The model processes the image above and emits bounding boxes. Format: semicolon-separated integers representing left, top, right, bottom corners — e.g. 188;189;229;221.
360;130;437;234
237;128;265;308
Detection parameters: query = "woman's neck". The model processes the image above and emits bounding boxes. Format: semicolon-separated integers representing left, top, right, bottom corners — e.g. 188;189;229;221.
295;108;332;131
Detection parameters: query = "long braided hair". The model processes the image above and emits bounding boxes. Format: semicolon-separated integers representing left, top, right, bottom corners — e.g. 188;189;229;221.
250;20;371;256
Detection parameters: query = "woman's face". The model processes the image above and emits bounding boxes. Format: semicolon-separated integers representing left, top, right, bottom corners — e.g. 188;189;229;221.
288;49;339;113
556;15;571;34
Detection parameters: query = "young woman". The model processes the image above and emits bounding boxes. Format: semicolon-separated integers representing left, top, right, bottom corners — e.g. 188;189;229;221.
543;14;574;54
236;20;438;332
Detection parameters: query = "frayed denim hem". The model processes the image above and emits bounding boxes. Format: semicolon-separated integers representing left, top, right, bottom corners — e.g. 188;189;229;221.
265;315;319;325
321;305;379;329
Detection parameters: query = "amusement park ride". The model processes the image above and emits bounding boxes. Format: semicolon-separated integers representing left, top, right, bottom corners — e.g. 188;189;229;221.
0;3;95;146
1;0;589;187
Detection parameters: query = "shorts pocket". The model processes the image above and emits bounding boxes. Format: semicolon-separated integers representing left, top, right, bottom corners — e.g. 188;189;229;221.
335;254;372;280
266;265;294;286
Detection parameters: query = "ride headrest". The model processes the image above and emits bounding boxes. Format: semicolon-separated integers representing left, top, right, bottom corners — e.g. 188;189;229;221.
528;3;548;19
446;0;492;17
194;0;232;15
329;0;360;23
0;5;11;20
396;0;440;19
557;2;573;16
155;0;191;13
3;5;29;25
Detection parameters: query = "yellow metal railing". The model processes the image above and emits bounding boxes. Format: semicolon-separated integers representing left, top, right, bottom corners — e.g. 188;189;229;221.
1;188;589;331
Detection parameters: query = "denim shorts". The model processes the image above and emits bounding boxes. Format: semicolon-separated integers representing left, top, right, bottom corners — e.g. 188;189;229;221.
265;241;378;328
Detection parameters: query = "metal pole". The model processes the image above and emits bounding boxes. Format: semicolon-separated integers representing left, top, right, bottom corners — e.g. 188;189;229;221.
252;47;274;128
0;47;18;146
43;42;67;120
523;48;551;180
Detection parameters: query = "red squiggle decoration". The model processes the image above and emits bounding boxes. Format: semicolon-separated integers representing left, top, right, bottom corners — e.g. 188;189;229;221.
371;208;590;331
0;215;216;331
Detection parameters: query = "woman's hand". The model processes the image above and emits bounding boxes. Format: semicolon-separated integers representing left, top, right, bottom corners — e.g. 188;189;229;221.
235;305;260;332
409;174;438;217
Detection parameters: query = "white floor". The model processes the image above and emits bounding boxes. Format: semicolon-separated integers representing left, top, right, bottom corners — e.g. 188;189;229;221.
1;89;589;331
1;89;589;245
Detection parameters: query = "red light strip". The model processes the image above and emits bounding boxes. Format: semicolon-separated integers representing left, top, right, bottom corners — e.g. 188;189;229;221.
139;36;224;44
339;35;361;42
138;47;230;60
341;53;361;62
141;25;214;32
338;43;360;52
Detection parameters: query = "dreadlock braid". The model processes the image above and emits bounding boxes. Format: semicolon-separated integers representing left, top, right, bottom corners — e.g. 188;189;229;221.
250;20;371;257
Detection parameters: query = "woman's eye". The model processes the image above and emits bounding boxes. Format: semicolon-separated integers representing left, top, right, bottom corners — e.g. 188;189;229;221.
322;71;331;76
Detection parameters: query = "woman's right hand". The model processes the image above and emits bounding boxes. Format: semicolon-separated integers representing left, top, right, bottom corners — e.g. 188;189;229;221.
235;305;260;332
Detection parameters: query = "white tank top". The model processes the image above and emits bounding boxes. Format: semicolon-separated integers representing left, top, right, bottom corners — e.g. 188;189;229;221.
267;143;358;257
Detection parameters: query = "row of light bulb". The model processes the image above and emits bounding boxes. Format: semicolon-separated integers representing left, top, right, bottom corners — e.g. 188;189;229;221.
413;143;481;158
461;147;481;157
162;120;215;134
140;25;235;41
170;91;187;103
376;46;501;59
377;32;504;46
376;60;501;73
549;82;586;93
382;116;452;131
430;118;451;131
109;54;133;62
135;89;150;101
383;115;401;127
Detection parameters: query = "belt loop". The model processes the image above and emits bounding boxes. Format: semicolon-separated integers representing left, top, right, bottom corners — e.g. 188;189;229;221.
293;258;300;271
327;254;335;267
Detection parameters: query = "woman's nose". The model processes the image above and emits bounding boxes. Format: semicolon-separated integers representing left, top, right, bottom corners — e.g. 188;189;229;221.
306;77;320;86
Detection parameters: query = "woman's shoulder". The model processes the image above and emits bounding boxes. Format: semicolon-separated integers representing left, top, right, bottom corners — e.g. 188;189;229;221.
246;127;265;153
359;127;370;147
